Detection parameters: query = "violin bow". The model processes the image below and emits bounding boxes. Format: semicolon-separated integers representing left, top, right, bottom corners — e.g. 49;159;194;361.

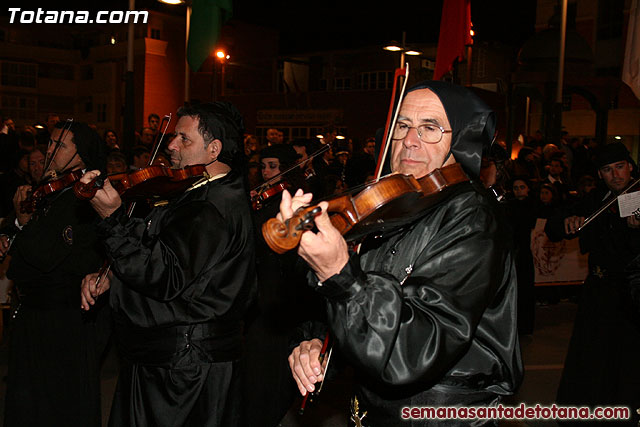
299;334;332;415
374;63;410;180
578;176;640;232
296;65;408;414
148;114;172;167
94;115;172;288
251;142;332;195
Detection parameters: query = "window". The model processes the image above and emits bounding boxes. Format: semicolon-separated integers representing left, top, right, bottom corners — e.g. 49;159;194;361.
1;61;37;88
359;71;393;90
97;103;107;123
0;94;37;120
334;77;351;91
38;63;74;80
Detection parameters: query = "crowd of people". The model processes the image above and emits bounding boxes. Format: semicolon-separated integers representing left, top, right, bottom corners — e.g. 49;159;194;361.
0;78;637;426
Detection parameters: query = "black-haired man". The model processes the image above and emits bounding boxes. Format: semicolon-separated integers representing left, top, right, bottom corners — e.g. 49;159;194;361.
0;121;109;427
80;102;256;426
546;142;640;422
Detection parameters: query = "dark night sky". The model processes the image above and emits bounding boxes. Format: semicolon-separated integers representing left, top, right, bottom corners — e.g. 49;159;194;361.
4;0;538;53
231;0;538;53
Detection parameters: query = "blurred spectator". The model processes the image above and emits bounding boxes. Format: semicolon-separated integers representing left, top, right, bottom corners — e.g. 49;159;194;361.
319;125;337;146
147;113;160;133
0;149;31;217
106;151;128;175
576;175;596;199
505;145;542;185
543;152;571;202
45;113;60;135
329;141;350;184
542;143;560;165
0;119;19;175
28;145;47;184
1;118;16;134
506;177;537;334
345;137;376;187
140;127;155;148
265;128;281;146
243;134;259;157
536;183;561;221
130;145;151;170
104;129;120;152
290;138;314;178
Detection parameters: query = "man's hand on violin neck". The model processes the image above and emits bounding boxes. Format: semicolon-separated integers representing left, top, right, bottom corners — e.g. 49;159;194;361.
278;190;349;282
80;170;122;219
289;338;325;396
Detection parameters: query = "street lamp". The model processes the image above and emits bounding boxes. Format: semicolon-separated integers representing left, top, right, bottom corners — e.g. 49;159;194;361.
383;31;423;67
212;49;230;99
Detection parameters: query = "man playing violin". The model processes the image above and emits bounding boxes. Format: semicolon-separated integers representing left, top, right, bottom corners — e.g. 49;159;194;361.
545;142;640;422
78;102;256;427
282;81;522;426
0;121;110;427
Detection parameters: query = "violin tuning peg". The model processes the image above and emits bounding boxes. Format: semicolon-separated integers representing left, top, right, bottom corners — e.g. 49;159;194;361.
301;217;315;230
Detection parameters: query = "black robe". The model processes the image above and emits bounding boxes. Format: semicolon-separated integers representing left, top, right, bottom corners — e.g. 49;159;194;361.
240;189;322;427
4;188;108;427
305;182;523;426
545;186;640;424
99;170;257;427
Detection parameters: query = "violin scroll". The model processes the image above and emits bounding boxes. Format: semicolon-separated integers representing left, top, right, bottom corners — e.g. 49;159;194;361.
262;206;322;254
73;175;106;200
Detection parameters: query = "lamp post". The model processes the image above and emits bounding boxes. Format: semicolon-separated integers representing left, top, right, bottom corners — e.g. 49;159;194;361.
216;49;229;98
123;0;136;152
383;31;423;68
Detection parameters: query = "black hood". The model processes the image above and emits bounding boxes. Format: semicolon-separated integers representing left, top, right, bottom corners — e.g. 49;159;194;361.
404;81;496;179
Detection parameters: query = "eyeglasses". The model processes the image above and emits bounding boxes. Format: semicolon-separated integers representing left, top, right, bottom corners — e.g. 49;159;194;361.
392;122;452;144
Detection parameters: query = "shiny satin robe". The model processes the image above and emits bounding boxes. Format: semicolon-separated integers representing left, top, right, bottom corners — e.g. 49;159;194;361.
310;181;523;426
99;170;256;427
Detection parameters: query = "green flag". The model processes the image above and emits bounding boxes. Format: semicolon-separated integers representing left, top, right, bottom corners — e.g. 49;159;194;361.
187;0;232;72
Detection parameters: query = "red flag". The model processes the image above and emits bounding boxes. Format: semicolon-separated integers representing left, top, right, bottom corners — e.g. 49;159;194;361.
433;0;473;81
622;0;640;99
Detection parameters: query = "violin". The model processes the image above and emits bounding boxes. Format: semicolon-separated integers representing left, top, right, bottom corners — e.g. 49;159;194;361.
73;164;209;202
250;143;332;209
578;176;640;232
262;163;469;254
20;169;85;214
251;181;289;210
